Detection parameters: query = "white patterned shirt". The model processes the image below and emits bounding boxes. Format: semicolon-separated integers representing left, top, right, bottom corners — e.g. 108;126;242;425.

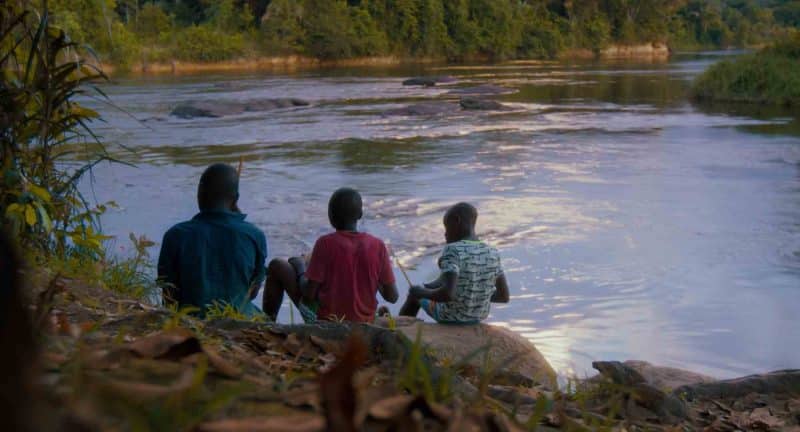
435;240;504;322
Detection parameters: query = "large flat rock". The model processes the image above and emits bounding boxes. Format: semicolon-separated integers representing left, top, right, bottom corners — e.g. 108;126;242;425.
387;320;556;389
623;360;716;391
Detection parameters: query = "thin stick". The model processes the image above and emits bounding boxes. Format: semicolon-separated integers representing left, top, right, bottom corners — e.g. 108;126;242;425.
389;247;413;286
237;156;244;177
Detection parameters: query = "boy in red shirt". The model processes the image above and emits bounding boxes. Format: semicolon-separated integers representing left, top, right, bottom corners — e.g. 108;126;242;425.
262;188;398;323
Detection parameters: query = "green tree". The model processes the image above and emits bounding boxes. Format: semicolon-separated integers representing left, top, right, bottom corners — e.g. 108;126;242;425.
302;0;354;59
134;3;173;42
443;0;480;59
416;0;450;56
261;0;306;54
348;6;390;56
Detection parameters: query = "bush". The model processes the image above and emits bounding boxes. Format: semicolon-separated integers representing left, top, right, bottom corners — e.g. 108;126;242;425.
692;36;800;106
173;25;245;62
107;22;142;69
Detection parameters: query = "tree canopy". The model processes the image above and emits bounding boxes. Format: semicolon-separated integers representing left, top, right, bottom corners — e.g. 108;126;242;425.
44;0;800;65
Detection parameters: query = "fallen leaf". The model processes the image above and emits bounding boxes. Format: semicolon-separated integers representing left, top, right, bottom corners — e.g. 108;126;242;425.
101;367;194;402
284;381;320;410
309;335;342;355
128;328;201;360
197;415;325;432
204;346;242;378
748;407;785;430
368;394;415;420
319;334;367;432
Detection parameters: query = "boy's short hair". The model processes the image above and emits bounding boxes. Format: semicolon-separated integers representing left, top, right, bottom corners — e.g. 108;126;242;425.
328;187;363;230
198;163;239;210
445;202;478;227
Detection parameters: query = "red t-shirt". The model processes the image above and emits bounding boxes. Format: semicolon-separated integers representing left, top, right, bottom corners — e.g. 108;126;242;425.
305;231;395;322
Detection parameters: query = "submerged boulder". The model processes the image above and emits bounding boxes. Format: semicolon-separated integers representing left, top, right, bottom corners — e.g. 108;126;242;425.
170;98;310;119
402;76;457;87
459;97;513;111
381;102;459;117
384;320;557;390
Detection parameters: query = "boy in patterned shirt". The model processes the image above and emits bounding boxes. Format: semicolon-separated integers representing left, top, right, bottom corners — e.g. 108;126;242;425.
399;202;509;323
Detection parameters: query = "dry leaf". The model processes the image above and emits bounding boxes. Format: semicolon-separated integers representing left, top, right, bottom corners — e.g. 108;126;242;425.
368;394;415;420
128;328;201;360
197;415;325;432
748;407;785;430
204;346;242;378
101;367;194;402
319;334;367;432
309;335;342;355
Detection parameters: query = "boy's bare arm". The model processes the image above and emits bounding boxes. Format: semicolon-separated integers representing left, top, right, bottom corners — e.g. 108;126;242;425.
410;271;458;302
379;282;399;303
490;273;510;303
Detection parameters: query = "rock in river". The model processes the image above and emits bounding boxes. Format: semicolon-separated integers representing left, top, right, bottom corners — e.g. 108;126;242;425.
382;102;459;117
402;76;457;87
170;98;309;119
459;97;512;111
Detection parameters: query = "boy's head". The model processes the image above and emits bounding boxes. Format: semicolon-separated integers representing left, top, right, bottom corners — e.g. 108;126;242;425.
328;187;363;231
444;202;477;243
197;163;239;212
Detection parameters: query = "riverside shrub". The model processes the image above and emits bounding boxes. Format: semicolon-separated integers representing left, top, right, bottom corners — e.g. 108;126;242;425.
692;34;800;106
173;25;245;62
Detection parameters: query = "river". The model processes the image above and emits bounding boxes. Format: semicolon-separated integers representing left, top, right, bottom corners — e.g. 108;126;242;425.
83;52;800;379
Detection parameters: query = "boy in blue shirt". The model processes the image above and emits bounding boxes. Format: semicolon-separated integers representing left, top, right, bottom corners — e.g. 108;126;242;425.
399;202;509;323
157;163;267;316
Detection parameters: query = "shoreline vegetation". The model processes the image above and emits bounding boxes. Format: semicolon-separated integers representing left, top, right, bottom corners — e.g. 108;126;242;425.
100;42;672;75
95;42;671;75
692;34;800;107
44;0;798;73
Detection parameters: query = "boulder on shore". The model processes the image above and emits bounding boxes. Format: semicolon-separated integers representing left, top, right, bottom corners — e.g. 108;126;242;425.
377;319;557;390
402;76;457;87
170;98;310;119
674;369;800;401
623;360;716;390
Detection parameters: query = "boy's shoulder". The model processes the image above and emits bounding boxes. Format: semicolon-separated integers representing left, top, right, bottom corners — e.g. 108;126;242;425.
317;231;387;247
444;240;499;255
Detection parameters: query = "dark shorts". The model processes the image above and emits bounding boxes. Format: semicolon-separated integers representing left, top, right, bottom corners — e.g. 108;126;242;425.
419;299;479;325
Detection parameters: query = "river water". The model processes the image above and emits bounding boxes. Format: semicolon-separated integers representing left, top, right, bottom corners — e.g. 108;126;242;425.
83;52;800;379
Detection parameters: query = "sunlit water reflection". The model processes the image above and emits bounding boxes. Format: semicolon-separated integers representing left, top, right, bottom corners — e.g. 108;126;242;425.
82;52;800;379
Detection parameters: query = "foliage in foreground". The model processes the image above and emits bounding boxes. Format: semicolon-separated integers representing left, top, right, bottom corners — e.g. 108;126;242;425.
1;1;119;257
36;0;800;66
692;33;800;106
1;1;159;302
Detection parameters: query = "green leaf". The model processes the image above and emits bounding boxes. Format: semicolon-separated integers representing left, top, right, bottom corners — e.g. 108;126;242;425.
34;202;52;232
24;205;37;227
28;183;52;203
5;203;22;216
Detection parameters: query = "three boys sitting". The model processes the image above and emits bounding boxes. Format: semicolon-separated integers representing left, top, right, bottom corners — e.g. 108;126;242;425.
158;163;509;324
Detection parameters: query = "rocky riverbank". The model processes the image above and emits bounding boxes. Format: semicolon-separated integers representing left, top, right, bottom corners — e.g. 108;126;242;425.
15;269;800;431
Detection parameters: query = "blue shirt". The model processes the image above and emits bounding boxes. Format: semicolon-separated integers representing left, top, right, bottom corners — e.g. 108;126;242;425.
157;210;267;316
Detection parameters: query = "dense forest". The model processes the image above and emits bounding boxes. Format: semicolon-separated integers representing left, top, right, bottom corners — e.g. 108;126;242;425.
40;0;800;66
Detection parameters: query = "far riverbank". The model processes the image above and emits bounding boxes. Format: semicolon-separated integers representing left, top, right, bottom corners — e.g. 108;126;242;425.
100;43;671;75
